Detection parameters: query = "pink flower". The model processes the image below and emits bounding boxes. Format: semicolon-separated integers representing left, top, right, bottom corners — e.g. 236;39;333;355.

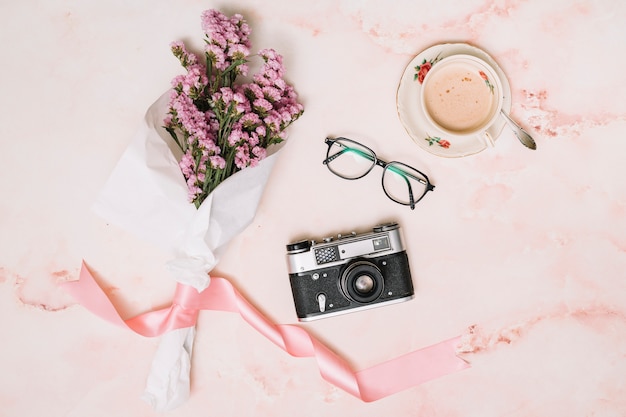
253;98;273;113
255;125;266;137
201;10;229;41
228;128;243;146
171;64;208;98
262;86;281;102
169;92;212;146
206;44;227;70
218;87;234;104
235;144;250;168
245;83;264;100
228;44;250;60
170;41;198;68
210;155;226;169
241;112;261;127
273;78;287;91
179;153;195;177
263;113;282;132
248;132;259;147
252;146;266;158
259;49;282;67
233;91;246;103
236;63;249;76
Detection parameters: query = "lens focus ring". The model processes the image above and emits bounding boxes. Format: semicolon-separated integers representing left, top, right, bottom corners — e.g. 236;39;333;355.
340;260;384;304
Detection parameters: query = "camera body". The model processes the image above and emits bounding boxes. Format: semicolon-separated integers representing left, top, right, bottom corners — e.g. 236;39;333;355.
286;222;414;321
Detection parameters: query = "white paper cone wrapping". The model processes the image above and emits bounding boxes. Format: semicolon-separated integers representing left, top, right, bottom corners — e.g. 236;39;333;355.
92;91;282;409
141;327;195;412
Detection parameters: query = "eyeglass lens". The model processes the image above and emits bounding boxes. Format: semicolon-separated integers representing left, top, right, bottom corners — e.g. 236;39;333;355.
325;139;376;179
382;162;430;207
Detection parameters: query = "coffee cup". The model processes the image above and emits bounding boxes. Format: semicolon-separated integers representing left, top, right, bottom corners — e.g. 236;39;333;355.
420;54;503;146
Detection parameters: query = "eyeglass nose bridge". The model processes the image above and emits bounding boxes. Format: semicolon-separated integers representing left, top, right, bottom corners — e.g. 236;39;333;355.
374;159;388;168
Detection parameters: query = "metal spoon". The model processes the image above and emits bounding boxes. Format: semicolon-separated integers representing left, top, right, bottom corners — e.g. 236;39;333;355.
500;109;537;150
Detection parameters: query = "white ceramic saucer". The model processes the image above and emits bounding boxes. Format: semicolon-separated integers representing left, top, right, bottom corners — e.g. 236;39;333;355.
397;43;512;158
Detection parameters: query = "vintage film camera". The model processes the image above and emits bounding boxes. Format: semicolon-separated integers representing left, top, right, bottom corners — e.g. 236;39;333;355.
286;222;414;321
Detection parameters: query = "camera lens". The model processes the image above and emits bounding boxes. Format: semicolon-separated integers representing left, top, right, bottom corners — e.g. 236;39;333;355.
340;260;384;304
354;275;374;293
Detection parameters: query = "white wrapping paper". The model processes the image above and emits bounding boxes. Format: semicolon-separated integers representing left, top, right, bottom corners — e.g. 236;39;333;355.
93;91;281;411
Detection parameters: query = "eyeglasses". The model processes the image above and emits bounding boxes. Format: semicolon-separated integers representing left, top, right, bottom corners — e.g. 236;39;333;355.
323;137;435;210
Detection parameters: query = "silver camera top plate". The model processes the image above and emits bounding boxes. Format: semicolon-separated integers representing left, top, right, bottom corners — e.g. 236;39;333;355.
286;223;405;274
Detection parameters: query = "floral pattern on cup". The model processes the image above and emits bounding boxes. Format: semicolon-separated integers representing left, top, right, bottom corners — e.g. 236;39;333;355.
479;70;495;94
425;135;450;149
413;53;442;84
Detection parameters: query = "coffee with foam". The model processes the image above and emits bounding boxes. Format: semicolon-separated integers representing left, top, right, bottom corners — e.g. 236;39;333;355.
421;55;501;136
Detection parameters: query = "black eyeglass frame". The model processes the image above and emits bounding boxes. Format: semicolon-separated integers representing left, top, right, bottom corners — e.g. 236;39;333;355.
323;137;435;210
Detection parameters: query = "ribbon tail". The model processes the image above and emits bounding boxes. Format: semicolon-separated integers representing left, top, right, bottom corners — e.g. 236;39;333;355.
198;278;468;401
62;262;200;336
61;261;129;329
355;336;470;401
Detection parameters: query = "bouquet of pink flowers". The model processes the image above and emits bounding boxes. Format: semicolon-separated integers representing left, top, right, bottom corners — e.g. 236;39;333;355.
165;10;303;207
70;10;304;411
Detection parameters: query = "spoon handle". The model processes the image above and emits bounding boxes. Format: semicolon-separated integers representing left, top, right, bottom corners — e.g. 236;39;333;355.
500;110;537;150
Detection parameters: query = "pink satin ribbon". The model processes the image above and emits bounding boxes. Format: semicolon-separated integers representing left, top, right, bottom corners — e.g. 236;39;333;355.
62;261;469;401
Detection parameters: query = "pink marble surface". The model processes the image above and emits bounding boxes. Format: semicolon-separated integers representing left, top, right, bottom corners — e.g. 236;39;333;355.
2;1;626;415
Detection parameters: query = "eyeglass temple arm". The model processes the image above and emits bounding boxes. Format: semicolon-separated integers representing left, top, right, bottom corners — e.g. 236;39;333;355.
396;171;416;210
